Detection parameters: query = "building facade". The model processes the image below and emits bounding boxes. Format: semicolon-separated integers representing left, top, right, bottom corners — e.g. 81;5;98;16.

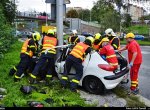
126;4;145;21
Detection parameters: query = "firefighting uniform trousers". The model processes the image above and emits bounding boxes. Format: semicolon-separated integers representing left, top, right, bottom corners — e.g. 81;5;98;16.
130;64;141;90
32;54;55;79
27;57;38;74
15;55;31;78
11;57;36;76
61;56;83;89
39;59;58;78
38;61;49;80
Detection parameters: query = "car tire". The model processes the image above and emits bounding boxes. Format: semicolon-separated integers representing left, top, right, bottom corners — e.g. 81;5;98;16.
83;75;104;94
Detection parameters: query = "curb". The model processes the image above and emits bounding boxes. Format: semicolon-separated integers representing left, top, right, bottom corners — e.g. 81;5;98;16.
18;38;27;42
136;95;150;107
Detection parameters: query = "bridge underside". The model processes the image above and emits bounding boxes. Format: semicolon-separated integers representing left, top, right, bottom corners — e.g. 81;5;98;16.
16;16;55;22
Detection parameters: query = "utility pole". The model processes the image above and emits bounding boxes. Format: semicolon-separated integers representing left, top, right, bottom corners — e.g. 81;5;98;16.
56;0;63;46
46;3;48;26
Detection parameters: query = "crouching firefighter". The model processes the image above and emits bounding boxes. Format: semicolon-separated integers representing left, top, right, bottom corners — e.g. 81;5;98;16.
99;38;119;71
29;29;58;85
60;37;94;92
12;32;41;82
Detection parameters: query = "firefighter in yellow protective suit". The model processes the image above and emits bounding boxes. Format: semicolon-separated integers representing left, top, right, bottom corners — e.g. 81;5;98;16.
29;29;58;85
11;32;41;82
60;37;94;92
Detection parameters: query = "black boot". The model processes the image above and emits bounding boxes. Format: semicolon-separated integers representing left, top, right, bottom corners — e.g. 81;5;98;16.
14;78;20;82
45;77;52;86
9;68;17;76
28;77;37;84
70;88;79;93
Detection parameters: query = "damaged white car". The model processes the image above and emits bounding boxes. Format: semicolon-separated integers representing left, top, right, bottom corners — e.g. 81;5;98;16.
55;46;129;94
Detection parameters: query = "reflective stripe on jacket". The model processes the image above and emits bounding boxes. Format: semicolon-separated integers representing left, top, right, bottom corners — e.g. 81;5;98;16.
100;44;118;66
68;36;79;45
70;42;89;61
93;44;100;51
21;39;33;57
42;36;57;54
109;37;120;50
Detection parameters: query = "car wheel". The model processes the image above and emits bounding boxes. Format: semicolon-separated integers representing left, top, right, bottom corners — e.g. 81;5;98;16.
83;76;104;94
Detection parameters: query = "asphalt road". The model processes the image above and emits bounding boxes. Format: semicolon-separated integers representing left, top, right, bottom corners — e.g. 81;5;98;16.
121;46;150;100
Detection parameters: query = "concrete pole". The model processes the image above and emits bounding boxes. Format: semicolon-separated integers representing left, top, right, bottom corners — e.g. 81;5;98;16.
56;0;63;46
46;3;48;26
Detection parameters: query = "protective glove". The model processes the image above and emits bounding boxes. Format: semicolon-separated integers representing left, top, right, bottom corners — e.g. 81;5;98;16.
90;50;95;54
129;62;133;68
114;50;119;53
101;55;106;61
45;48;50;55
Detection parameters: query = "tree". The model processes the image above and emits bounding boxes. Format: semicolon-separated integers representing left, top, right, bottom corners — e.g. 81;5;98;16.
78;9;91;21
91;0;115;23
113;0;127;13
0;6;14;59
122;14;132;28
42;12;47;16
101;11;121;31
0;0;16;24
66;9;79;18
91;0;121;31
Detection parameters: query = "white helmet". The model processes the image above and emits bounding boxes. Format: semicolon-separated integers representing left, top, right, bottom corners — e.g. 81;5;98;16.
105;28;116;37
72;30;77;35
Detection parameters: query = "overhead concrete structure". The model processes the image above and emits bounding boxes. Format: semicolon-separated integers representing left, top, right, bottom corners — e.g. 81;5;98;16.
45;0;70;4
45;0;70;20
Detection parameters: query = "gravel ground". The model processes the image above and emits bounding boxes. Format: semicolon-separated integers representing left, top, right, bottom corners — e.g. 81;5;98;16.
79;90;127;107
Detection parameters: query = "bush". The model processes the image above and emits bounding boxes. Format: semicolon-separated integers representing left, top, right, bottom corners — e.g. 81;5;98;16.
0;7;15;60
127;25;149;35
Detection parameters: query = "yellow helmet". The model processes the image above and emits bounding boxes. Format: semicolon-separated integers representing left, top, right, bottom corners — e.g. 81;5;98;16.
32;32;41;41
94;33;101;40
101;37;109;42
86;37;94;44
53;27;57;33
99;37;109;46
47;29;55;35
125;32;135;39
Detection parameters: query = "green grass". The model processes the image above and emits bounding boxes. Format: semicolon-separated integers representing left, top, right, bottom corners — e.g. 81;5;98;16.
113;86;146;107
120;39;150;46
127;25;149;35
0;41;93;107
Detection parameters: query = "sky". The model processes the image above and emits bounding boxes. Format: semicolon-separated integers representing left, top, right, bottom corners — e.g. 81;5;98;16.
17;0;98;12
